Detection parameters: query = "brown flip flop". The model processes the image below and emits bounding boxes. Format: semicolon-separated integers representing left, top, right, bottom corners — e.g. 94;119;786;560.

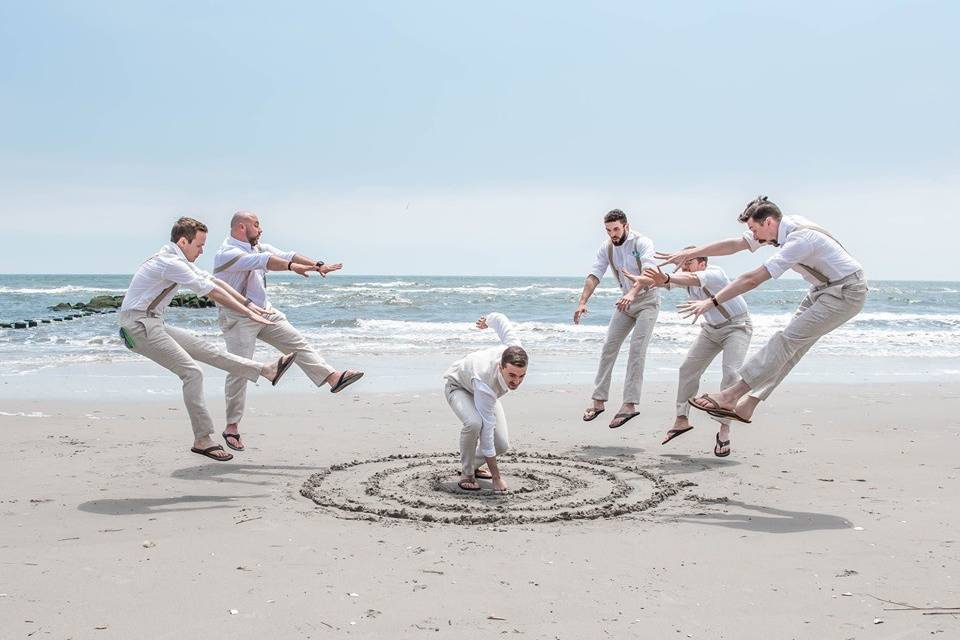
190;445;233;462
222;431;244;452
661;425;694;445
331;370;364;393
458;479;481;491
688;395;752;424
582;407;605;422
609;411;640;429
271;352;298;387
714;432;731;457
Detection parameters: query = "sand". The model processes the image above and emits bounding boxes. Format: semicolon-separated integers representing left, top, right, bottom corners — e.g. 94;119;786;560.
1;381;958;638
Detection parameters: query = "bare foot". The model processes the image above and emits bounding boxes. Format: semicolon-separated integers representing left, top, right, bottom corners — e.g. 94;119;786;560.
222;424;244;451
492;477;508;492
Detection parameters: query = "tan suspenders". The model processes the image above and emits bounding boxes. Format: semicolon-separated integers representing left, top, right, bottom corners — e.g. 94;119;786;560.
213;247;264;297
607;239;644;289
699;285;732;320
145;282;178;315
791;223;845;285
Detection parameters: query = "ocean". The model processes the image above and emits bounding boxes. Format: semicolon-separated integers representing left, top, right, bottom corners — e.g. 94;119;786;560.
0;274;958;398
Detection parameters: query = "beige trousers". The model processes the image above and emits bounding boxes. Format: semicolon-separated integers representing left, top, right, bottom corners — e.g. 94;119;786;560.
118;310;262;439
444;382;510;477
219;308;336;424
741;275;868;400
592;290;660;405
676;319;753;424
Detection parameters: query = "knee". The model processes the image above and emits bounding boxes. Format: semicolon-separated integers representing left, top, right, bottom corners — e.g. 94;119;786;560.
460;419;482;436
179;364;203;385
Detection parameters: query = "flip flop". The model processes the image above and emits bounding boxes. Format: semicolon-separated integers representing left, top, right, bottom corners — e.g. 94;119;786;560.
661;426;694;445
222;431;244;452
271;352;298;387
688;394;752;424
714;432;731;458
190;445;233;462
331;370;364;393
609;411;640;429
474;468;493;479
582;407;605;422
458;479;481;491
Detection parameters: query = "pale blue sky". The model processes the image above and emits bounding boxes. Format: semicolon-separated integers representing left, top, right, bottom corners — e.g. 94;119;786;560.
1;1;956;278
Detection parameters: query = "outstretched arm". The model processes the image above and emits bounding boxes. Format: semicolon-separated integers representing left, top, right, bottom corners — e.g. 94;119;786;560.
656;237;750;267
573;275;600;324
476;312;521;346
678;265;770;320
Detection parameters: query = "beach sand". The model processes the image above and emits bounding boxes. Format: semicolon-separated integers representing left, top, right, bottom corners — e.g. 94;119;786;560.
1;381;958;638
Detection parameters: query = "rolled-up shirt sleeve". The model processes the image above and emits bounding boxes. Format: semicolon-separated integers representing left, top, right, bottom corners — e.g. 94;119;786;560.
215;248;271;273
588;243;610;281
258;242;296;262
163;260;216;296
485;312;522;347
763;235;813;279
472;379;499;458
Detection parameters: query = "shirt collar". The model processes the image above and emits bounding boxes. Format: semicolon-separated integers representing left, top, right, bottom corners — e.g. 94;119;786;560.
225;236;255;252
496;368;509;394
163;242;188;261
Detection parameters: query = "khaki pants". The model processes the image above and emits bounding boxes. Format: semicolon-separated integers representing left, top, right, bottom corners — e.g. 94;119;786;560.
741;274;868;400
118;310;262;439
592;290;660;405
219;308;336;424
676;318;752;424
444;382;510;477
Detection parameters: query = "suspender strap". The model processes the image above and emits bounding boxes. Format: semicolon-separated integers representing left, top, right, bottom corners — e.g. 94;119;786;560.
700;285;732;320
213;255;242;274
145;283;178;315
607;239;646;289
793;224;844;284
607;242;622;288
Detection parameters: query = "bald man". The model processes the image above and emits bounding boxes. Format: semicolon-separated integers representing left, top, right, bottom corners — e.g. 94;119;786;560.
212;211;364;451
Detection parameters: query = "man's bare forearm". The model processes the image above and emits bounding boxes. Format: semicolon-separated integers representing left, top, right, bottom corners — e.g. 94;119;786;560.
688;237;749;258
665;272;701;287
579;275;600;304
207;285;252;315
714;266;771;304
213;278;247;304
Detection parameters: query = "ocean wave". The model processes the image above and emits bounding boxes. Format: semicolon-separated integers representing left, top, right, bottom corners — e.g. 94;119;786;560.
0;285;128;295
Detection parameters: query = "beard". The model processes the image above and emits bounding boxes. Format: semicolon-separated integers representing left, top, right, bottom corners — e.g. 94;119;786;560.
612;234;628;246
247;232;260;246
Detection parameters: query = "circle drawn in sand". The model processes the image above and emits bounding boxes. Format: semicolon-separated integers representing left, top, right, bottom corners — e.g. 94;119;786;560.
300;451;684;525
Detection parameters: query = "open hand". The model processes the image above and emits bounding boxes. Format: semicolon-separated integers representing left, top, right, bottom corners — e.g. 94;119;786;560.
319;263;343;277
476;316;488;330
290;263;317;278
655;248;695;268
677;299;712;322
643;266;669;287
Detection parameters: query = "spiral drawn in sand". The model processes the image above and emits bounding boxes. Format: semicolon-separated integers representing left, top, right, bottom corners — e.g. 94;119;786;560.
300;451;686;525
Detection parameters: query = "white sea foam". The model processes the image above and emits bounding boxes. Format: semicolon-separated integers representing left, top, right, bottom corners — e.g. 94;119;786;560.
0;411;49;417
0;285;127;295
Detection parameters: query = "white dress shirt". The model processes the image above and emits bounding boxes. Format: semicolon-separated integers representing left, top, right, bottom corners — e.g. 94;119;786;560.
743;215;863;286
120;243;217;314
213;237;296;309
443;313;522;458
589;230;658;294
685;266;749;325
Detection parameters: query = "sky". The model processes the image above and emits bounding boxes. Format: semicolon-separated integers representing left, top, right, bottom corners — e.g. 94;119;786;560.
0;1;956;278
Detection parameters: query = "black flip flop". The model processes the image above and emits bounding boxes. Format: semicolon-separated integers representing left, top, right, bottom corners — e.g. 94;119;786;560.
222;431;244;452
190;445;233;462
582;407;605;422
331;370;364;393
458;479;481;492
609;411;640;429
474;468;493;480
271;352;298;387
661;426;694;445
714;432;731;458
688;395;752;424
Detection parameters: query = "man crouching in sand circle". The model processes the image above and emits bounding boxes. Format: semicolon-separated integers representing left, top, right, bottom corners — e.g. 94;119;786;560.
443;312;527;492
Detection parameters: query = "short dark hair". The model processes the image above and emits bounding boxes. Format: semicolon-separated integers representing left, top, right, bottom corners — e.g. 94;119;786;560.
171;217;208;243
603;209;628;224
738;196;782;223
501;345;528;369
683;245;708;265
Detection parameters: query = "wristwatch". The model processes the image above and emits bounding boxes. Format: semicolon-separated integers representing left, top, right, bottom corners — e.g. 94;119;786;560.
315;261;325;268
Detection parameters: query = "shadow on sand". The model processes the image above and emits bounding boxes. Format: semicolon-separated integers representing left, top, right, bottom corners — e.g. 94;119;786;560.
676;499;852;534
170;462;326;486
77;493;270;516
